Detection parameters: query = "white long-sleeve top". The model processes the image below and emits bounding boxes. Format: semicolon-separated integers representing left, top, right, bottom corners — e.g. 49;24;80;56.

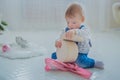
58;25;92;54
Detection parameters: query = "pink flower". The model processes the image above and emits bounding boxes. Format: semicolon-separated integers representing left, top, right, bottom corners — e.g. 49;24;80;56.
2;45;10;52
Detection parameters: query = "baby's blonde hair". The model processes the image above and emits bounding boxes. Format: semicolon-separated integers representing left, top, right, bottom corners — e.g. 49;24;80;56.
65;2;84;18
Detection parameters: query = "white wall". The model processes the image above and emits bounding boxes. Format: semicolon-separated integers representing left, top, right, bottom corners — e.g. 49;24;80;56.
0;0;119;31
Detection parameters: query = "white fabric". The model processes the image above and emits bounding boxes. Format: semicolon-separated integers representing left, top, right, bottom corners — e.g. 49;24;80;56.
0;43;47;59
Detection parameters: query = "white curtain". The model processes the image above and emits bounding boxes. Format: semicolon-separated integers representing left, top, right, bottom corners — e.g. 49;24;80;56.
1;0;118;31
0;0;86;31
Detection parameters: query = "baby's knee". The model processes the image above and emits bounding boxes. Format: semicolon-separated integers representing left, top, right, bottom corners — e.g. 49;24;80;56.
76;57;95;68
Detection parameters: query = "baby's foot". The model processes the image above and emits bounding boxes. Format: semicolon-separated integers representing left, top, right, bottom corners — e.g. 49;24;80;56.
94;61;104;69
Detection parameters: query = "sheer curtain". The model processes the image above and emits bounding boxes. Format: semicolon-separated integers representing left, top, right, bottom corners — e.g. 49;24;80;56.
0;0;84;31
21;0;67;31
0;0;83;31
1;0;115;31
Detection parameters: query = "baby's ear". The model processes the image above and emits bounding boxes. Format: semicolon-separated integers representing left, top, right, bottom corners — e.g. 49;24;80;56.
81;16;85;22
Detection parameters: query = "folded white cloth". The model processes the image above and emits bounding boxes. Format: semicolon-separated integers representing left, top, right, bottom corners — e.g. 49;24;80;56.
0;37;47;59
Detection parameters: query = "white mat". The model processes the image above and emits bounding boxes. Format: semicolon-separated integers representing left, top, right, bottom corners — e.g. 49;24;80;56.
0;43;47;59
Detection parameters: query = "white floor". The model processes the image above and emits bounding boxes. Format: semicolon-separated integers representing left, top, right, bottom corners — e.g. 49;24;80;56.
0;30;120;80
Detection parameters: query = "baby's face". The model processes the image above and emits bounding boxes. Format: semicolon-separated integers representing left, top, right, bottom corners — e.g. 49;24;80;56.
66;16;83;30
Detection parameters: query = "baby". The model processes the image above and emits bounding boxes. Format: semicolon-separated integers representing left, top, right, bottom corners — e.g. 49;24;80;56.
51;2;104;69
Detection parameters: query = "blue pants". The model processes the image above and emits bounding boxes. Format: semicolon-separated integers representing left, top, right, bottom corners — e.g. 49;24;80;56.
51;52;95;68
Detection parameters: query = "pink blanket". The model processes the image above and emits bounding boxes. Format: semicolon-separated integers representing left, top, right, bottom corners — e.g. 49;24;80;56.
45;58;92;79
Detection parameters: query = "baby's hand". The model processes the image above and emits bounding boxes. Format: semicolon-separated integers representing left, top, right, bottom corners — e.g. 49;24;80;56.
65;30;76;40
55;40;62;48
